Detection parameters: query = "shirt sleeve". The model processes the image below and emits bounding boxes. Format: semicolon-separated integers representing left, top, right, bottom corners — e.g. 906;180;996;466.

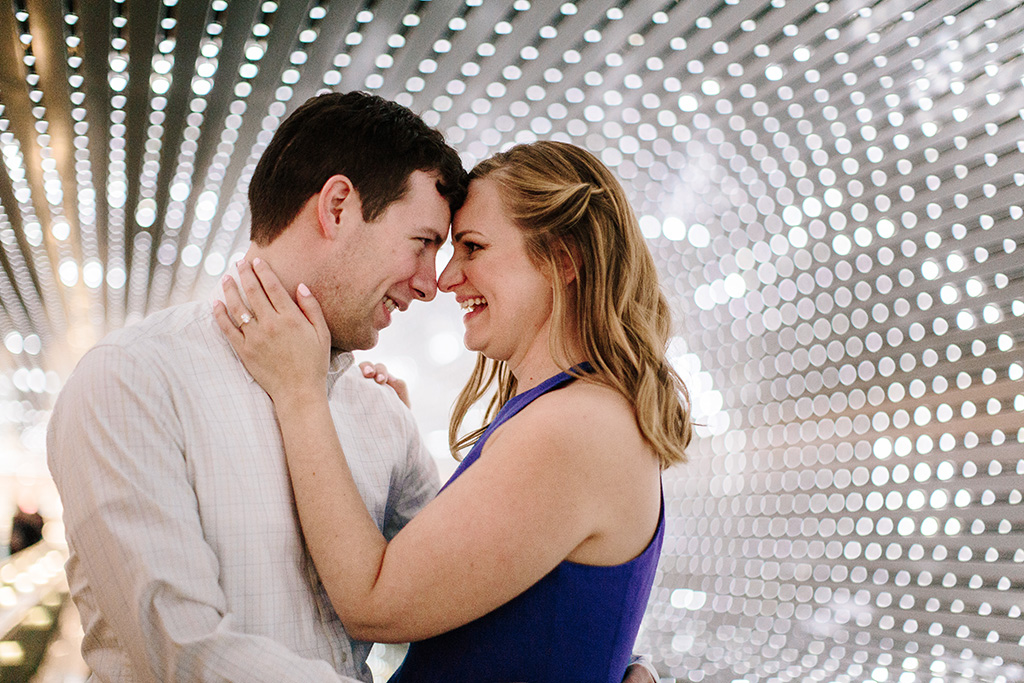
382;401;440;541
47;343;359;683
627;653;660;681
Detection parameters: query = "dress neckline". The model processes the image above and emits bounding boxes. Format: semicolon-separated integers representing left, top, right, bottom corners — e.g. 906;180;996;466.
493;362;593;427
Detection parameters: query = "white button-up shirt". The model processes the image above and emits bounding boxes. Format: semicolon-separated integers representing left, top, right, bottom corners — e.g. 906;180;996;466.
47;301;439;682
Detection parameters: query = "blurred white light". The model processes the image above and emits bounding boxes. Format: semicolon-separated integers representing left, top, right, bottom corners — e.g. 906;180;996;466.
28;368;46;393
170;181;190;202
670;588;707;610
429;332;462;365
639;215;661;239
58;260;79;286
688;223;710;248
107;266;126;289
788;226;808;248
181;244;203;268
157;242;177;266
723;273;745;298
151;75;171;94
23;334;41;356
195;191;218;220
956;311;975;330
782;205;803;226
678;94;698;112
51;220;70;241
83;260;104;288
662;217;686;241
136;199;157;228
204;252;227;276
4;332;23;355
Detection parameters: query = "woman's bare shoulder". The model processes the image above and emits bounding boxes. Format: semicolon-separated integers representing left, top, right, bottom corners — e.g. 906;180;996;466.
513;378;625;422
511;380;651;465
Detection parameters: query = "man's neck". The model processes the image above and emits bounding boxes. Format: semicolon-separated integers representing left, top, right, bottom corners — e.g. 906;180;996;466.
244;241;303;303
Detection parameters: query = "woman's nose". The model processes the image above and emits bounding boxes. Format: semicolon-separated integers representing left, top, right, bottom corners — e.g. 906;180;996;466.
438;257;462;292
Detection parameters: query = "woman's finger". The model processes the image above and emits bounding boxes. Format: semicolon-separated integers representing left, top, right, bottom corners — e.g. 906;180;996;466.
360;362;389;383
236;259;276;322
296;283;331;348
221;273;255;328
388;375;411;408
213;301;245;351
357;362;410;407
252;257;297;316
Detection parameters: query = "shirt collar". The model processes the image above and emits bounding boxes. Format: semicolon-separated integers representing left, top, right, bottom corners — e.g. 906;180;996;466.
327;350;354;391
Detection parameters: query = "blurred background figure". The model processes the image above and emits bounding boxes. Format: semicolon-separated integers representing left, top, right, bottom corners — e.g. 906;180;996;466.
9;503;44;554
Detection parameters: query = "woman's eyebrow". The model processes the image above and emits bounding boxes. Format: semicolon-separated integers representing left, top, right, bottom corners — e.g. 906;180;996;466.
452;230;482;242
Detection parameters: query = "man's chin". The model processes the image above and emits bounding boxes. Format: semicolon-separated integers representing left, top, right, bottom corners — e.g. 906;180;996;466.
332;330;379;352
327;327;380;356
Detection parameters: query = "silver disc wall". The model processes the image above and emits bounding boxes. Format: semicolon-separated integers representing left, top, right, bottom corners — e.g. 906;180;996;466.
0;1;1022;682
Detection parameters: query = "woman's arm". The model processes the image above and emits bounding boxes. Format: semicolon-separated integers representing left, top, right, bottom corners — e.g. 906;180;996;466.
214;259;616;642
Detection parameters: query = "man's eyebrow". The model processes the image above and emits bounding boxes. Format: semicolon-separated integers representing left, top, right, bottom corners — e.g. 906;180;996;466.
417;228;446;246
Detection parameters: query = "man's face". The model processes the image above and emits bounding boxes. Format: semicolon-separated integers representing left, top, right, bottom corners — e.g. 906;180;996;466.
314;170;451;351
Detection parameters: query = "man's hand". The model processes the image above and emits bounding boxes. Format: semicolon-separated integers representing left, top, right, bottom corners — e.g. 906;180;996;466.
623;657;659;683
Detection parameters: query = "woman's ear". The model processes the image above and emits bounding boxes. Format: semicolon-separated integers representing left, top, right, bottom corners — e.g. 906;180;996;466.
316;174;358;239
555;241;580;285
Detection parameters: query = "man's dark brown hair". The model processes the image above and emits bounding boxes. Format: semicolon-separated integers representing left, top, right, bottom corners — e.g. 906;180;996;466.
248;91;467;245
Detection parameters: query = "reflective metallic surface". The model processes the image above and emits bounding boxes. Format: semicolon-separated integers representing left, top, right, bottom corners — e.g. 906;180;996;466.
0;1;1022;680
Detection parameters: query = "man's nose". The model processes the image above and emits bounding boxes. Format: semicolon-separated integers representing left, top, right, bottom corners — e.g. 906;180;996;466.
411;261;438;302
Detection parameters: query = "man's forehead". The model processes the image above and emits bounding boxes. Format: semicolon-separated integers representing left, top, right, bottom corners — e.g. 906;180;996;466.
425;222;450;244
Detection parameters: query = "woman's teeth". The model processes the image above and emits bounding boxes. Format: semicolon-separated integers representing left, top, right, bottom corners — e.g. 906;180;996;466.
461;297;487;312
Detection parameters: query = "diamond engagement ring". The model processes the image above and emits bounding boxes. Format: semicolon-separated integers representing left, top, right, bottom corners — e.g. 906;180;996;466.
239;312;252;326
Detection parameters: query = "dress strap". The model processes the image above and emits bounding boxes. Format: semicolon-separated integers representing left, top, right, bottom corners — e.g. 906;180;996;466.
439;366;589;494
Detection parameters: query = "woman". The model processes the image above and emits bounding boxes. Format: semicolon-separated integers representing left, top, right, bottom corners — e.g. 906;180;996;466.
217;141;691;682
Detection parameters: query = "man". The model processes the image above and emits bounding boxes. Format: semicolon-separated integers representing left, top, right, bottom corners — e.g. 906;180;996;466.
48;92;658;682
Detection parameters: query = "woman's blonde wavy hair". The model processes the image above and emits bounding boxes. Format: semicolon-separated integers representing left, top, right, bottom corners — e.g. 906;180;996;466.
448;141;692;469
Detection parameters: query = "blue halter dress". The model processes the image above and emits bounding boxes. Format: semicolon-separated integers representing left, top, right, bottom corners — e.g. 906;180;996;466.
389;367;665;683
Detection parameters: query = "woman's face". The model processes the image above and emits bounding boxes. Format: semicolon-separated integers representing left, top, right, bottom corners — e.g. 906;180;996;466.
438;178;555;368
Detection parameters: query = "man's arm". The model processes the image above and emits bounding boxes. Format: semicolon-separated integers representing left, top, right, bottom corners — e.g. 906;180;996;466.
383;399;440;541
48;344;356;683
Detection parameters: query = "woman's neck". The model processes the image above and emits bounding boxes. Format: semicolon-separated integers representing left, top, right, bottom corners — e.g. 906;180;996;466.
509;333;585;395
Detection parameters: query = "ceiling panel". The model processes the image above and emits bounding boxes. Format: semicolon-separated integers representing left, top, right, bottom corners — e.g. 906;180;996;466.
0;1;1022;680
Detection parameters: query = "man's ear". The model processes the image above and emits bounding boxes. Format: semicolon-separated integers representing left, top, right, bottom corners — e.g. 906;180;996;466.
316;174;358;239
